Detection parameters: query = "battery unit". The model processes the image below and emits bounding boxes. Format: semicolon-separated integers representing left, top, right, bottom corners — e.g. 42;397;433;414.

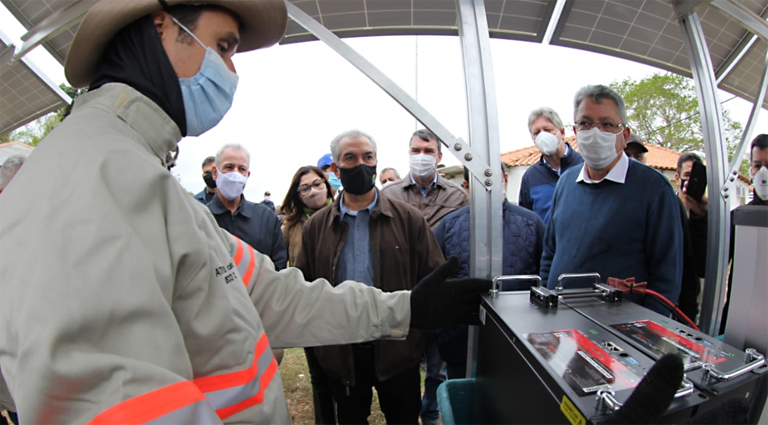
473;290;767;424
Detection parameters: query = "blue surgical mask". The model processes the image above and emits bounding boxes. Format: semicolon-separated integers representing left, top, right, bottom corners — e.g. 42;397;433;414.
328;172;342;191
172;16;239;137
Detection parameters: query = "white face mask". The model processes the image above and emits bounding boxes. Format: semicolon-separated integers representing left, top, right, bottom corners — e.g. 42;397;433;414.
751;166;768;200
577;127;620;170
534;131;560;156
410;153;437;178
217;172;248;200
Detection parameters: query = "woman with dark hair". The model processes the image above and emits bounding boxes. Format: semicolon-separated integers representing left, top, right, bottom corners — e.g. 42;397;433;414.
281;166;333;265
280;165;336;424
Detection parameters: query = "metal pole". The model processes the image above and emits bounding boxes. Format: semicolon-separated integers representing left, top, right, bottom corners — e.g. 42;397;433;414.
676;10;731;336
456;0;504;378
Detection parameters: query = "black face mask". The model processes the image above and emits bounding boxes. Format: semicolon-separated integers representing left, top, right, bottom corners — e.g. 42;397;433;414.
338;164;377;195
203;171;217;189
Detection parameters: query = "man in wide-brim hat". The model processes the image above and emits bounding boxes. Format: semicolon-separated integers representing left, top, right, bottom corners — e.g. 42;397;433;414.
0;1;491;423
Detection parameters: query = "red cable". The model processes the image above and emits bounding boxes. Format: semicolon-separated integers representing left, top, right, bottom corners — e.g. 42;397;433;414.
644;289;700;331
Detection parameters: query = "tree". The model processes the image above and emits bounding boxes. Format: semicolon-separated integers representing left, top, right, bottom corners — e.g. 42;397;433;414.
4;84;86;146
611;73;749;175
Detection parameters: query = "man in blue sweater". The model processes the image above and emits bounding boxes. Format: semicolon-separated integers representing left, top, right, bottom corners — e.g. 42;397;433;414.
433;166;545;378
518;107;584;223
540;85;682;315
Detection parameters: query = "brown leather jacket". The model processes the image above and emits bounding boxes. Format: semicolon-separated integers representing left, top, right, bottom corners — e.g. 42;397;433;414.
295;190;445;386
381;173;468;230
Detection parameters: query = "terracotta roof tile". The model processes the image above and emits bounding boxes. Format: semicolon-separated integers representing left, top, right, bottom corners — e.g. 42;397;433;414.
502;136;680;171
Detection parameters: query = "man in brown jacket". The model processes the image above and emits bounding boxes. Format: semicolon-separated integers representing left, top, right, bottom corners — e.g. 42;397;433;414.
296;129;445;425
381;128;469;424
381;129;468;230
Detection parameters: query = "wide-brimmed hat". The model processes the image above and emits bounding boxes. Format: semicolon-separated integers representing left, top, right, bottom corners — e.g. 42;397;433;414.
65;0;287;88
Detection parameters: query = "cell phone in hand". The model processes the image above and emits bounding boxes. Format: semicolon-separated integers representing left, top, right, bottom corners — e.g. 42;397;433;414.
685;160;707;202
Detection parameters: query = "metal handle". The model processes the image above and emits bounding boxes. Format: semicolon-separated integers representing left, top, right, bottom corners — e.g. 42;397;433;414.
676;377;695;398
596;389;621;412
556;272;601;292
491;275;541;298
702;348;766;381
596;377;694;413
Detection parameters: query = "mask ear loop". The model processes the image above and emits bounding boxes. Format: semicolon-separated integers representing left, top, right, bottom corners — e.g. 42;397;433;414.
168;15;208;50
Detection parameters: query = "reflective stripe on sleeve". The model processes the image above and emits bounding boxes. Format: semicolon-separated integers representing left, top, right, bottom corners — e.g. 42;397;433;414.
86;381;219;425
231;237;255;288
193;333;277;420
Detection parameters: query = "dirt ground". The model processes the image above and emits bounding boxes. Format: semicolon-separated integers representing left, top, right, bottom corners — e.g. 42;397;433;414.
280;348;440;425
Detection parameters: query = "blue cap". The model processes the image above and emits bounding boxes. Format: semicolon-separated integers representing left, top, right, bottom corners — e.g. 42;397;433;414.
317;153;333;169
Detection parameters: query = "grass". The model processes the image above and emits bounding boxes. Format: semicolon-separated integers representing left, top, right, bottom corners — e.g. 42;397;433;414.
280;348;438;425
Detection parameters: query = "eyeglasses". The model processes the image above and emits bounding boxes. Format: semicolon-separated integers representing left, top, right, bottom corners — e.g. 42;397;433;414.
298;179;325;195
574;121;626;133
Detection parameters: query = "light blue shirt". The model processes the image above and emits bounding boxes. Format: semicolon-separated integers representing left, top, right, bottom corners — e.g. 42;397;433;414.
409;172;438;197
337;191;378;286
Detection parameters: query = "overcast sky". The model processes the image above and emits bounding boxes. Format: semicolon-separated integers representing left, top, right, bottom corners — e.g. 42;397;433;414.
2;5;766;206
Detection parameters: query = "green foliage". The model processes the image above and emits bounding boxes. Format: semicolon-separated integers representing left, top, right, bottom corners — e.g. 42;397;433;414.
611;72;749;176
5;84;85;146
57;84;88;120
9;113;61;147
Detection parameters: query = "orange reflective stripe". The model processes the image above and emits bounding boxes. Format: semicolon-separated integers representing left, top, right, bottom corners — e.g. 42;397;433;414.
216;358;279;420
242;244;257;286
193;333;270;393
87;381;206;425
232;237;245;266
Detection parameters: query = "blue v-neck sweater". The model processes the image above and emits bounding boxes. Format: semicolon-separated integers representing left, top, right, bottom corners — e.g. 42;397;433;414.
540;160;682;315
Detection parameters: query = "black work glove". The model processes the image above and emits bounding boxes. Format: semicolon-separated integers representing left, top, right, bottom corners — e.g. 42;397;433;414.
600;354;683;424
409;257;492;330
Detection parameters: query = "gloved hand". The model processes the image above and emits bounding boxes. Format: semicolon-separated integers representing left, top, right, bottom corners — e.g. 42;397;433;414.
601;354;683;424
409;257;492;330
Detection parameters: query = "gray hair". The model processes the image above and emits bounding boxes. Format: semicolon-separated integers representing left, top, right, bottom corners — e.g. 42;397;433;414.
527;107;564;132
330;129;378;163
0;154;27;191
215;143;250;167
381;167;400;178
573;85;628;125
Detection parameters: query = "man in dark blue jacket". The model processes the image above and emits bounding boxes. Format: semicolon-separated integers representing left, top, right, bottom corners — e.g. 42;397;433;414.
518;107;584;223
433;166;545;378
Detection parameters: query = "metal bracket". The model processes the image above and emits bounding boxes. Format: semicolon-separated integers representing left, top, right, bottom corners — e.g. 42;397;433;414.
0;44;15;76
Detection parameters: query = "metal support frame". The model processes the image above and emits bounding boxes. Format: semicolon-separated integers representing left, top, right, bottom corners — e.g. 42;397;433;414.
287;0;502;378
285;2;494;184
0;0;93;77
676;10;731;336
456;0;504;378
711;0;768;177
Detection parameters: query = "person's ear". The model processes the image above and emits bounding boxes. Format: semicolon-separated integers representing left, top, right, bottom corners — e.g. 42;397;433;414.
151;10;171;39
330;162;339;176
212;165;219;179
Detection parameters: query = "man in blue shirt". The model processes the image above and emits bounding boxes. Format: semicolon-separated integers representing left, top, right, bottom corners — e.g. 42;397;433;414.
518;107;584;223
541;85;682;315
296;129;445;425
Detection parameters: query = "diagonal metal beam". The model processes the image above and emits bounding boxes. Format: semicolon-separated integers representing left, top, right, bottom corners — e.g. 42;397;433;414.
711;0;768;42
726;48;768;180
285;1;493;184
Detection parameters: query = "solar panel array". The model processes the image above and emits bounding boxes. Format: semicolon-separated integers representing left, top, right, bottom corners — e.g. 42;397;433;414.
1;0;766;135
